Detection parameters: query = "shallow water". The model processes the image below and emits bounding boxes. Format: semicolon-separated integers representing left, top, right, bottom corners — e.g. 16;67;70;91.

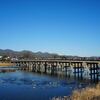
0;70;89;100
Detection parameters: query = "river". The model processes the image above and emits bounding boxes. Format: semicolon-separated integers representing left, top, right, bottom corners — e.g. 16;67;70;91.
0;68;91;100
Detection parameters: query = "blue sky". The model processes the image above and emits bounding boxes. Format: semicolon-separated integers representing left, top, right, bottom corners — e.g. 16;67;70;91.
0;0;100;56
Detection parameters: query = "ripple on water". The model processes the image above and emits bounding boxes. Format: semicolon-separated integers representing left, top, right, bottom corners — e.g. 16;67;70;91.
0;71;89;92
0;77;78;89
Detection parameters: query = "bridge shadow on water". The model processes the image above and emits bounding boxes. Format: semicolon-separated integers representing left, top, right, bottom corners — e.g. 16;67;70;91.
0;66;99;100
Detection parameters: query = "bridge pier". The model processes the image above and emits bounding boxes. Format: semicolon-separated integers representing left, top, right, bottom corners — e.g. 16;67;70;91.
80;63;84;80
32;62;35;72
13;60;100;82
88;63;99;82
72;62;84;80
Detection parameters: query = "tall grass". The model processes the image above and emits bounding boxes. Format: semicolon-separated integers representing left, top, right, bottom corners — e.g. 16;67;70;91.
52;83;100;100
71;83;100;100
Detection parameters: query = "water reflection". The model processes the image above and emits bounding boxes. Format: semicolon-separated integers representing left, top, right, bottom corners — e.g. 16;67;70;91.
0;70;93;100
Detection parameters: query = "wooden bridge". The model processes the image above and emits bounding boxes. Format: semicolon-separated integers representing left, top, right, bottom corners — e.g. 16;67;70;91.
12;60;100;82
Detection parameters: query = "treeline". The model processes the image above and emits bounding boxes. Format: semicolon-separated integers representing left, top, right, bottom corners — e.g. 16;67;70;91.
0;49;100;61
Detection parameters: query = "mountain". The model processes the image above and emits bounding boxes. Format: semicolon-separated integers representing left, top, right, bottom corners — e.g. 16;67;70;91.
0;49;19;57
0;49;99;60
0;49;60;59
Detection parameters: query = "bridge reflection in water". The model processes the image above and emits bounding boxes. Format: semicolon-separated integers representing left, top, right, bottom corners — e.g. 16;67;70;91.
12;60;100;82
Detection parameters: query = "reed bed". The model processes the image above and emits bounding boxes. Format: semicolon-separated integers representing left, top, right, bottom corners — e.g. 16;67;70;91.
52;83;100;100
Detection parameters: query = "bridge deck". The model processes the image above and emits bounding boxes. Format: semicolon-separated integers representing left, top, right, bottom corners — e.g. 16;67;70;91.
12;60;100;63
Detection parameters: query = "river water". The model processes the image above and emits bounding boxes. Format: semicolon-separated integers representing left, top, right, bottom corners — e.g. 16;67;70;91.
0;68;91;100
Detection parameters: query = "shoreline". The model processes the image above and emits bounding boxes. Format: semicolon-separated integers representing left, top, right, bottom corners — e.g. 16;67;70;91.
52;83;100;100
0;62;14;67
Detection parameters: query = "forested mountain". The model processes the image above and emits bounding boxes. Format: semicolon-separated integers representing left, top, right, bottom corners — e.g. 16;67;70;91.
0;49;60;59
0;49;100;60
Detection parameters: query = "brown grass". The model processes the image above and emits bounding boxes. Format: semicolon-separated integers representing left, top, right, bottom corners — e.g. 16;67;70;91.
52;83;100;100
71;84;100;100
0;62;14;66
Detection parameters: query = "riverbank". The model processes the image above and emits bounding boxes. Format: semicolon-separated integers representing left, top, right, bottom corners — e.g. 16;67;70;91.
0;69;16;73
0;62;14;67
52;83;100;100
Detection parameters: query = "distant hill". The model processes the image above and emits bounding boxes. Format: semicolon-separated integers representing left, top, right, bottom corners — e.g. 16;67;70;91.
0;49;60;59
0;49;19;57
0;49;99;60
